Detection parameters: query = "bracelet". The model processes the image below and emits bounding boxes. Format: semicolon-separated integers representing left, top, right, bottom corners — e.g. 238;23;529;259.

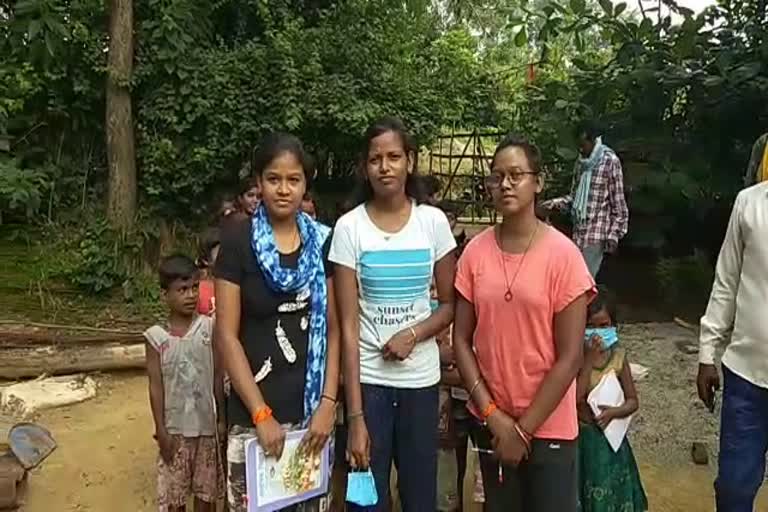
251;406;273;425
321;394;337;404
408;326;418;343
517;422;533;442
481;401;498;419
468;378;482;397
347;410;364;421
513;423;532;452
515;423;533;444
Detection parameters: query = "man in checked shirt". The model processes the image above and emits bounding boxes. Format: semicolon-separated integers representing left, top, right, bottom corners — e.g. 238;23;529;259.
541;121;629;277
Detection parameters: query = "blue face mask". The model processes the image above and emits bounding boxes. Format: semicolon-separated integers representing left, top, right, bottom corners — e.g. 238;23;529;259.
430;299;439;312
584;326;618;350
346;470;378;506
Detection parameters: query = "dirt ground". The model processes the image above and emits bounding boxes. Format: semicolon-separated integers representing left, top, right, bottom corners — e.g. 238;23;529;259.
16;323;768;512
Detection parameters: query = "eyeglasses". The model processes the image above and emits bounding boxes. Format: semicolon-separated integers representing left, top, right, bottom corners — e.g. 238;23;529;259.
484;170;539;189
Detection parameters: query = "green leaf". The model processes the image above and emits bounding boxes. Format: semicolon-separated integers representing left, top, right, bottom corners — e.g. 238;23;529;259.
639;17;653;34
44;31;55;56
46;18;68;38
570;0;586;14
28;19;41;39
556;146;578;161
702;76;724;88
551;2;568;13
555;99;568;109
572;57;589;69
614;2;628;16
575;32;585;51
14;0;38;16
599;0;613;15
514;27;528;47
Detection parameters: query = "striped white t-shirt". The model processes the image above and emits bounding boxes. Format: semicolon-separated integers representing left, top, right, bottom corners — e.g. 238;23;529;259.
330;202;456;388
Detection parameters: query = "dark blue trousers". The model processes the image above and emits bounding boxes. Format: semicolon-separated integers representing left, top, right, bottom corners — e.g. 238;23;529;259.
716;365;768;512
347;383;439;512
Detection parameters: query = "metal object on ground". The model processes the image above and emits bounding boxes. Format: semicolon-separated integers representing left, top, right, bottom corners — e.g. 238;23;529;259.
8;423;56;470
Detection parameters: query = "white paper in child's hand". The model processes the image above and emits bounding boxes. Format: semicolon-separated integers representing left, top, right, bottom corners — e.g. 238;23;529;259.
587;370;632;452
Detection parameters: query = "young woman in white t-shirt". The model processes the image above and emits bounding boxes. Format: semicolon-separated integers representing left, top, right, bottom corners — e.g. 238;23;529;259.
330;117;457;512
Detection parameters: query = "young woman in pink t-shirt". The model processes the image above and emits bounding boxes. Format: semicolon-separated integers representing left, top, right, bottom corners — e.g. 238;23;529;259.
453;135;595;512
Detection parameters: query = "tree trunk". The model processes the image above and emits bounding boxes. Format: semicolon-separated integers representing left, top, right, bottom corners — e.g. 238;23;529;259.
0;344;146;379
105;0;137;229
158;218;176;257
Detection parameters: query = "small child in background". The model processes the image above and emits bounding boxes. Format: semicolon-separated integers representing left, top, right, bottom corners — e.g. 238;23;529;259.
301;191;318;220
196;227;220;317
435;276;473;512
145;255;224;512
302;192;333;239
437;201;467;256
437;310;460;512
436;306;485;511
577;286;647;512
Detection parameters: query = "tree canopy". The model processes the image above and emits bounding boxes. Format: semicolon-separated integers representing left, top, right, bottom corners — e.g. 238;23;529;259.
1;0;767;258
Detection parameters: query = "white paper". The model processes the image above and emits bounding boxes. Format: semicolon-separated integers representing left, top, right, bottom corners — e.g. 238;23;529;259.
587;370;631;452
629;363;649;381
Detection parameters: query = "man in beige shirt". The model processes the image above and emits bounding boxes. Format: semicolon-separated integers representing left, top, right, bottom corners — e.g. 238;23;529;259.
698;181;768;511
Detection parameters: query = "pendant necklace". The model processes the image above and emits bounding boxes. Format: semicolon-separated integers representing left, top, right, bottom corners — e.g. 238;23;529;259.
496;221;539;302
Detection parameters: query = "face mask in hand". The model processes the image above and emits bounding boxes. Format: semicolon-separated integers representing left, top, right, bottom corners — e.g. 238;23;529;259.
584;326;618;350
346;469;378;506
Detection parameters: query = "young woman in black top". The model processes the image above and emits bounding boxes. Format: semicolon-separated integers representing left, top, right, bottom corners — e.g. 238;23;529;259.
215;133;340;512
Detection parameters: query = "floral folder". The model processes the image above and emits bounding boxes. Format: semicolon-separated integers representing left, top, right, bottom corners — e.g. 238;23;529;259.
245;428;330;512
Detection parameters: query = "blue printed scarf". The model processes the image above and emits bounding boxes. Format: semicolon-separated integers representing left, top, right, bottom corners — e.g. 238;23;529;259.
572;136;606;224
250;204;331;425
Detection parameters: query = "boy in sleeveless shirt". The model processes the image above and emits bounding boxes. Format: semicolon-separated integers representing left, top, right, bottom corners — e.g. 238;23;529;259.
145;255;224;511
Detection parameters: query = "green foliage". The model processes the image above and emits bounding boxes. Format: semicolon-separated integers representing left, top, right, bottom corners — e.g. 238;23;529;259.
1;0;497;225
510;0;768;254
121;269;162;310
0;63;42;136
1;0;108;223
64;218;142;293
49;214;167;302
131;0;497;219
3;0;768;304
655;250;714;312
0;157;49;220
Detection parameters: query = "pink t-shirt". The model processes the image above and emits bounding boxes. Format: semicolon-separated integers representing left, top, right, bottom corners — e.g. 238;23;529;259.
455;226;595;440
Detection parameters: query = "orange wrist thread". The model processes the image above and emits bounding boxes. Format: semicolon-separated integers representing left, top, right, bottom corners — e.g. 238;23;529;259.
252;406;273;425
482;402;498;419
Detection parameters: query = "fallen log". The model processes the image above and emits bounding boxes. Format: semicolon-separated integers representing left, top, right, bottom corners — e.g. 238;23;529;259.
0;344;146;380
0;320;141;335
0;330;143;348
